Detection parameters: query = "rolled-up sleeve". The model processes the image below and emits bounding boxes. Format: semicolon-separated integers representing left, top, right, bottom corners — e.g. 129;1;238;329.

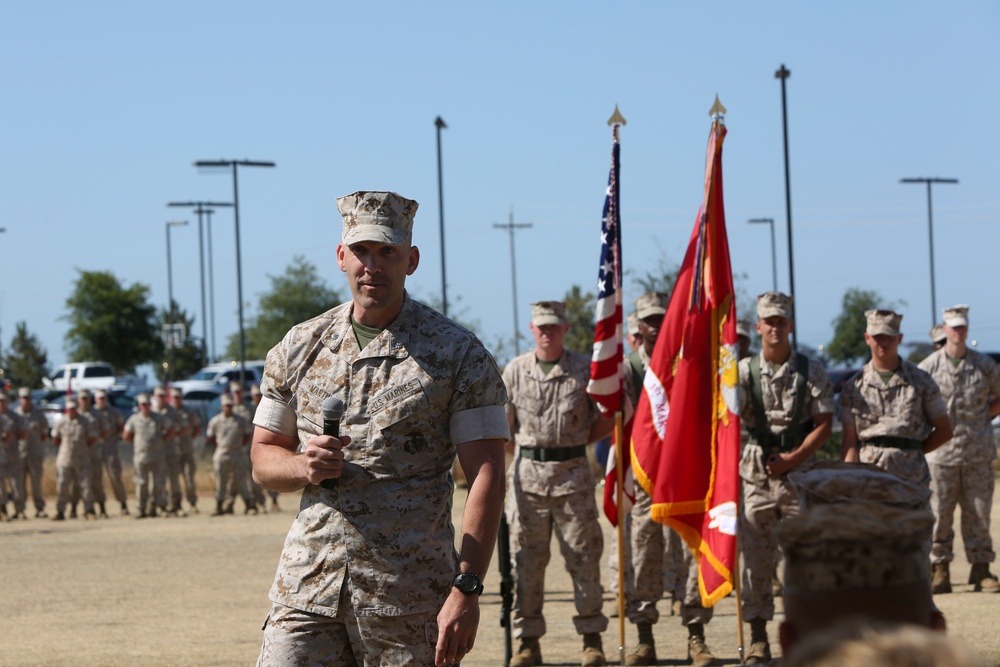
253;396;297;437
450;405;510;445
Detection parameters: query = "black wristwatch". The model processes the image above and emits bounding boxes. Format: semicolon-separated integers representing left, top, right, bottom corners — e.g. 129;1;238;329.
452;572;484;596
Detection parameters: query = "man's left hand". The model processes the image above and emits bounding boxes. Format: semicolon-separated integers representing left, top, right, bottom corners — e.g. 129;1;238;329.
435;590;479;665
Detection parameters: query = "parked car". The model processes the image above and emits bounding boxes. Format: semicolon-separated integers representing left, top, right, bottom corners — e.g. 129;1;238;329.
171;361;266;397
42;362;146;393
40;389;138;429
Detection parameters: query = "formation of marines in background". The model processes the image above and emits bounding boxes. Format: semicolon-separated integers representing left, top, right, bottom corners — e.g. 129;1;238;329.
0;382;267;521
0;285;997;666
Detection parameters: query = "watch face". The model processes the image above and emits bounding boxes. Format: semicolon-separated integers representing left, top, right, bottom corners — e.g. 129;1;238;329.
454;573;482;594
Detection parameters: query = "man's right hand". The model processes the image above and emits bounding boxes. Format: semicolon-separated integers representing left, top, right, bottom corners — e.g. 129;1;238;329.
302;434;351;485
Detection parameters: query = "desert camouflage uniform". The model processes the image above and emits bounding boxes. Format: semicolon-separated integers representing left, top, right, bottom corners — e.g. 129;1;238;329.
207;411;252;505
79;406;108;509
0;410;25;515
504;349;608;639
155;402;183;511
254;295;508;666
919;348;1000;565
124;411;168;514
52;414;95;514
174;404;201;509
838;361;947;489
627;345;688;626
15;403;50;514
94;404;128;506
737;352;834;622
231;399;264;508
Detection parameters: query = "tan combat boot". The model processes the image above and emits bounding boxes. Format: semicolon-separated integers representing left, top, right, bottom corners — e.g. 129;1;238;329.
582;632;607;667
510;637;542;667
687;624;719;667
969;563;1000;593
932;562;952;594
625;622;656;666
744;618;772;664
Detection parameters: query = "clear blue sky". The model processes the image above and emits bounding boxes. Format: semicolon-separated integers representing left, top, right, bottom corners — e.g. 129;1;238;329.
3;1;998;376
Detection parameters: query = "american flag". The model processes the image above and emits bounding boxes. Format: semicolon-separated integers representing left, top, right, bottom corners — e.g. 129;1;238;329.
586;128;633;525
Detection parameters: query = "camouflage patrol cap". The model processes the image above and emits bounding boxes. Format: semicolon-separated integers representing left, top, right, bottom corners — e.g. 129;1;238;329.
736;318;751;339
136;393;150;405
65;397;78;409
94;389;108;399
220;395;234;406
77;388;92;399
229;381;244;393
778;462;933;593
865;309;902;337
757;291;793;319
635;292;669;320
626;312;640;336
250;384;262;396
942;304;969;328
153;386;167;397
336;191;418;246
531;301;567;326
929;324;946;344
18;387;31;398
0;391;8;401
170;387;183;397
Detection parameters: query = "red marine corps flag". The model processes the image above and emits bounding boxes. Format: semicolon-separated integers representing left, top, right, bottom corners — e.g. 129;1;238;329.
631;100;740;606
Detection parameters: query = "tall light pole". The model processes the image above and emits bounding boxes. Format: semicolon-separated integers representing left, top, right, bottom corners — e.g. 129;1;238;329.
167;200;233;365
749;218;778;291
165;220;189;386
205;208;217;361
900;177;958;326
493;207;532;354
435;116;448;317
775;64;797;348
193;159;275;385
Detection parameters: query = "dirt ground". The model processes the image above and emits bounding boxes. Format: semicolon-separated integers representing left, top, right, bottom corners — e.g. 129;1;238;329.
2;477;999;667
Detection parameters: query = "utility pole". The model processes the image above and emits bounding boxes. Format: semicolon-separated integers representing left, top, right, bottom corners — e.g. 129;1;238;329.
493;208;532;354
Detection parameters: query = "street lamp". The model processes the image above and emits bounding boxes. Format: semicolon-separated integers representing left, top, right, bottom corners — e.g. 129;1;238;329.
435;116;448;317
493;207;532;354
193;159;275;385
167;200;233;364
900;177;958;327
165;220;189;386
775;63;797;348
749;218;778;291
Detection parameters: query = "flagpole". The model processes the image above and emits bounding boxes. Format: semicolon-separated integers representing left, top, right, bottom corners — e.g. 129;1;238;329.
708;98;747;664
609;105;628;667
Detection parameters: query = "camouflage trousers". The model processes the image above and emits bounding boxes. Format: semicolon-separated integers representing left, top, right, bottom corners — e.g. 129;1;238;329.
56;462;93;514
88;444;106;505
229;451;265;506
103;441;128;505
164;443;183;508
860;444;931;491
0;454;22;512
929;459;995;565
177;444;199;507
627;485;688;625
215;455;252;505
738;444;801;622
18;448;46;512
507;483;608;638
607;509;634;602
133;457;166;513
257;597;440;666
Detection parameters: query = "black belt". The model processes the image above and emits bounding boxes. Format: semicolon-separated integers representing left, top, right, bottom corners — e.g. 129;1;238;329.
863;436;923;451
519;445;587;462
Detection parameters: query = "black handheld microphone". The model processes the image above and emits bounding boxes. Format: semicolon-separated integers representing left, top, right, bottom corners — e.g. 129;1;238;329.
319;396;346;490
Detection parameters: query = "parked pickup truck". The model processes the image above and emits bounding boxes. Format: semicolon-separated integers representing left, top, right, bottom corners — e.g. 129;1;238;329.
171;360;266;397
42;362;146;393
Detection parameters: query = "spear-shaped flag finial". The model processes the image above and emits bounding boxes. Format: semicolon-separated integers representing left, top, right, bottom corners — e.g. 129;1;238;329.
608;104;627;127
709;95;727;121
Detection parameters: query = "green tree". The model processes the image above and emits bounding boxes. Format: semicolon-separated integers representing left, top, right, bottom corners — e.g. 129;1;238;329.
826;287;904;366
627;251;679;298
563;285;596;355
63;270;160;374
3;322;49;389
155;300;205;383
225;256;343;360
